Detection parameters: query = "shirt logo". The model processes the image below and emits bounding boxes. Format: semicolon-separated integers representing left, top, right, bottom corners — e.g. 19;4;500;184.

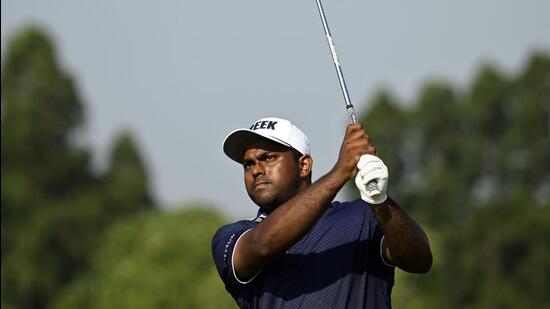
250;120;278;131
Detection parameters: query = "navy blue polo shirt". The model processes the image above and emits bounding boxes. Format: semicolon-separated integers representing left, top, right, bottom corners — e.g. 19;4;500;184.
211;199;395;308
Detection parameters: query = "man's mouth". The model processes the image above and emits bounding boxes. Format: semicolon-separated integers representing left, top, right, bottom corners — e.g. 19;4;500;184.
253;181;271;189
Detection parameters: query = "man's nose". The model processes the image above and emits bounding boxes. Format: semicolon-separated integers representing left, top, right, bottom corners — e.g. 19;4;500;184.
252;162;265;176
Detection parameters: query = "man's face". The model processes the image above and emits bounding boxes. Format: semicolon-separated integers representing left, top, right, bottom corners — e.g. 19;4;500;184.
242;139;302;210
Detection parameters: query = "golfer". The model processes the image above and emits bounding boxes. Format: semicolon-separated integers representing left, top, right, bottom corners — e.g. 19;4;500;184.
212;117;432;308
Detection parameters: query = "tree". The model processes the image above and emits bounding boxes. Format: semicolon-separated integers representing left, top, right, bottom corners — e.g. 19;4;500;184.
1;26;158;309
52;206;236;309
104;130;155;216
1;26;94;308
353;51;550;308
1;26;90;200
1;194;105;308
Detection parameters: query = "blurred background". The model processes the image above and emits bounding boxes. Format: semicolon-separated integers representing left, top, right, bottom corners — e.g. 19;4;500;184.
2;0;549;308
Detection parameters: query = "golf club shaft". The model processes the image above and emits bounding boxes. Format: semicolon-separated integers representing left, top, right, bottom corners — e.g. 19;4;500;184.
315;0;381;196
315;0;357;124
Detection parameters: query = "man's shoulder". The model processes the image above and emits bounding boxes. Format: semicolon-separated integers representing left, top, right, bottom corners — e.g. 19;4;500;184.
214;219;256;236
211;219;257;265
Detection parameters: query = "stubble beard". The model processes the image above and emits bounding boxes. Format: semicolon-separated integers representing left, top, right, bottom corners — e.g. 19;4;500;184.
248;177;301;211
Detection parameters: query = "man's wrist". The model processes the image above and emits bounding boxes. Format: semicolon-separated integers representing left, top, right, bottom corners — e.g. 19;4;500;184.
368;197;393;223
369;193;388;205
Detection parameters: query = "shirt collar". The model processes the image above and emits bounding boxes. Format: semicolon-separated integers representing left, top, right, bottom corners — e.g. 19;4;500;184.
252;208;270;223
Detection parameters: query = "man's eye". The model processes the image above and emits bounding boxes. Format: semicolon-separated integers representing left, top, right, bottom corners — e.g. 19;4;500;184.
265;155;275;161
243;161;253;169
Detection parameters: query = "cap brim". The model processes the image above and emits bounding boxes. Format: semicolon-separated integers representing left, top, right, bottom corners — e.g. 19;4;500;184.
223;129;292;163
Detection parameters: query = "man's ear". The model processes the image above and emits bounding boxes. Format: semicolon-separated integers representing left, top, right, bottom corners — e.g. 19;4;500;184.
298;155;313;178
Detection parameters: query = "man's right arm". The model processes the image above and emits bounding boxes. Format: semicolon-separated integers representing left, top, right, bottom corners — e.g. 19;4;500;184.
233;124;373;280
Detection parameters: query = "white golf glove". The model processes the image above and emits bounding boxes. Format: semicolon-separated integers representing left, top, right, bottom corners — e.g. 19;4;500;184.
355;154;388;204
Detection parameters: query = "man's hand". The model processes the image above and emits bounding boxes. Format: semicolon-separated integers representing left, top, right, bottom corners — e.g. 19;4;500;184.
333;124;376;179
355;154;388;204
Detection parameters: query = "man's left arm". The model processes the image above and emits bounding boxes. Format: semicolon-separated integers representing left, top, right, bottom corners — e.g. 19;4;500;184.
370;197;432;273
353;132;432;273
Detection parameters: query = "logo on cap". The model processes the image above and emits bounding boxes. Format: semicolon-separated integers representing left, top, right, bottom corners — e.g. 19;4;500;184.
250;120;278;131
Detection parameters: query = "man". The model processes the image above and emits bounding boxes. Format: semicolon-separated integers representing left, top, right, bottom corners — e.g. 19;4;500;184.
212;117;432;308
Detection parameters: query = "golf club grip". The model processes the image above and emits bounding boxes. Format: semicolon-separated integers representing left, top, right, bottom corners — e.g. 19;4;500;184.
367;182;382;197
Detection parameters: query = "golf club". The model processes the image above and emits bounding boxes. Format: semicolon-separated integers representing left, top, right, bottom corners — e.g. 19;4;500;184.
315;0;381;196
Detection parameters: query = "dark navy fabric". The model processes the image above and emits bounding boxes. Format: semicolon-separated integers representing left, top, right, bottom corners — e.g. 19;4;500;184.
211;198;394;308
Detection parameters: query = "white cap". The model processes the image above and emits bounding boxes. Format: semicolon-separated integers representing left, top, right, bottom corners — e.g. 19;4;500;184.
223;117;310;163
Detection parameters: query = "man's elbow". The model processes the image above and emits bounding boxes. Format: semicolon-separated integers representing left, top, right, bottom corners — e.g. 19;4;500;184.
397;246;433;274
416;250;433;273
410;247;433;274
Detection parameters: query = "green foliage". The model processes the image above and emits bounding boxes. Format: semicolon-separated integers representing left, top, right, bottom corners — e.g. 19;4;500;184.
1;26;93;308
1;195;105;308
51;207;236;309
355;51;550;308
104;131;155;215
2;25;231;309
1;26;89;199
1;26;158;308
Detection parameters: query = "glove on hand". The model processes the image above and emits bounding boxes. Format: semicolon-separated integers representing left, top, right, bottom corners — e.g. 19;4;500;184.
355;154;388;204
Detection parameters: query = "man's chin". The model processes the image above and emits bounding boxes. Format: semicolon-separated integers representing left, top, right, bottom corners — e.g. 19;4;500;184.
253;199;277;210
250;193;279;210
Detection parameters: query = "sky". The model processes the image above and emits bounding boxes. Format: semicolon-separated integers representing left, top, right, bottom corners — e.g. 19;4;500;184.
2;0;549;218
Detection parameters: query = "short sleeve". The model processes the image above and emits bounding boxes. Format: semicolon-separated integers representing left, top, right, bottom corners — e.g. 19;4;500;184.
211;220;256;287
